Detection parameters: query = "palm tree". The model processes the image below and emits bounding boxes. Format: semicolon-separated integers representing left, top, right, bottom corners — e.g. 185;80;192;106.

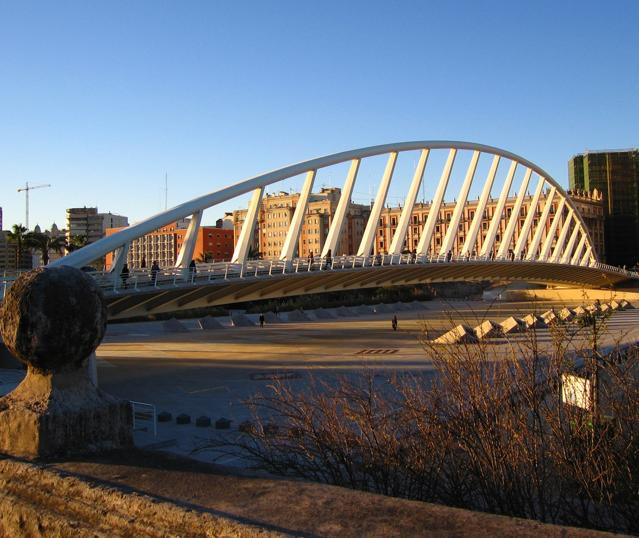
26;231;66;266
196;251;214;263
66;234;88;253
6;224;28;269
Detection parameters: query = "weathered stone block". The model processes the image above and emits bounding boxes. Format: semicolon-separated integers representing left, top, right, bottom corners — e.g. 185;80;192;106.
0;266;133;459
0;368;132;459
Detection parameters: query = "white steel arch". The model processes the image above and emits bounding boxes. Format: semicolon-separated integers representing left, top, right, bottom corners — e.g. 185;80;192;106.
51;140;599;271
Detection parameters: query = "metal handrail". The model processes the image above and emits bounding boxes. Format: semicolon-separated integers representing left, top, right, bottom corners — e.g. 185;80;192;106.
2;255;639;297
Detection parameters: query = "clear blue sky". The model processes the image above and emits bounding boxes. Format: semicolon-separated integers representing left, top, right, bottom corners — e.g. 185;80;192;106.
1;0;637;231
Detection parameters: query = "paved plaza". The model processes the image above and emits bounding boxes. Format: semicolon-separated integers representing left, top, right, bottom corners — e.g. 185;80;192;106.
3;297;639;466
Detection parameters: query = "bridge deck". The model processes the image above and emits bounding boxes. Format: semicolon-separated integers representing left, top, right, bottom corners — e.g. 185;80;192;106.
99;254;634;319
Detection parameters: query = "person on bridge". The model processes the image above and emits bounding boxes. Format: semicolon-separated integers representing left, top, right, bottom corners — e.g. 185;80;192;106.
392;315;398;331
308;251;314;269
324;248;332;269
259;313;265;328
120;263;130;289
151;260;160;286
189;259;197;279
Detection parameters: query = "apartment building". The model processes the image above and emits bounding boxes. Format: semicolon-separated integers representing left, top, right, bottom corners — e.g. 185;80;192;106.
375;190;604;260
232;188;371;259
569;149;639;265
105;219;234;269
66;207;128;245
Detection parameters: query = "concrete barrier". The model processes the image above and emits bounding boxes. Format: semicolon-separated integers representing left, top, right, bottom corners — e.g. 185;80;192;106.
231;314;255;327
162;318;189;333
197;316;225;330
313;308;336;319
522;313;546;329
500;316;526;334
474;320;503;340
433;324;478;344
287;309;311;322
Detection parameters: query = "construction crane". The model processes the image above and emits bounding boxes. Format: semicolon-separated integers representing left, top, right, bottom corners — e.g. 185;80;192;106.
17;182;51;230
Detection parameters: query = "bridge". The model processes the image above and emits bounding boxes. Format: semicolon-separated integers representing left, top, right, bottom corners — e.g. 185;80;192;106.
35;140;638;319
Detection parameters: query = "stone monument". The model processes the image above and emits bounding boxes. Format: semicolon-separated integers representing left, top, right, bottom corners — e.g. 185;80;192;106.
0;266;132;459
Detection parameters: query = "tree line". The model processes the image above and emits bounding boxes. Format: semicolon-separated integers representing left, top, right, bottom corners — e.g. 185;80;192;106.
5;224;88;269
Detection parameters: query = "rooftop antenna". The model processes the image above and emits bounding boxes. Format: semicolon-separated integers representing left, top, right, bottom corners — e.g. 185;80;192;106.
17;181;51;230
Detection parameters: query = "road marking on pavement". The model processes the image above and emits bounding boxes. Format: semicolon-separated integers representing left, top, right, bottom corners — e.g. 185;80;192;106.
356;349;399;355
183;385;231;395
250;371;301;381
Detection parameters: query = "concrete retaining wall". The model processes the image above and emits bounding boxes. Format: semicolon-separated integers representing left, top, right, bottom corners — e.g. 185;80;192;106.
503;288;639;304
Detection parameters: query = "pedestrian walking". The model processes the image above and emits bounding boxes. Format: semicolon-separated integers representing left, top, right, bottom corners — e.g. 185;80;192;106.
392;315;398;331
259;313;265;328
120;263;130;289
189;259;197;280
151;260;159;286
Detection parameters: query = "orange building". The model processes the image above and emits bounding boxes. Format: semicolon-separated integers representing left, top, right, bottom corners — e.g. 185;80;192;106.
105;220;234;269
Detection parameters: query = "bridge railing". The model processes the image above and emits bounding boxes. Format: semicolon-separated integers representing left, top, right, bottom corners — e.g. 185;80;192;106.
52;255;639;295
2;256;638;299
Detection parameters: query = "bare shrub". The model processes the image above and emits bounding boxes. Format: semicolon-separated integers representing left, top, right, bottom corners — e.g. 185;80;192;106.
195;303;639;533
